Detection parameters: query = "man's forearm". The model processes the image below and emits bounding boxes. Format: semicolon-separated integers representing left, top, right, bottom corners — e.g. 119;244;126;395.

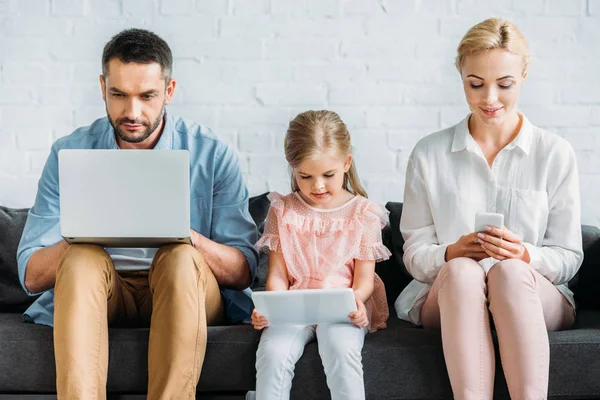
24;240;70;294
192;234;251;289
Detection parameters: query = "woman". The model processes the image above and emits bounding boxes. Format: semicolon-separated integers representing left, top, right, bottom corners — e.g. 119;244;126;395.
395;18;583;400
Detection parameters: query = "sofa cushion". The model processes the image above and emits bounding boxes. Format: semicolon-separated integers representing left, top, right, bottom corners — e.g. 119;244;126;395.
0;206;37;312
248;192;270;291
574;225;600;310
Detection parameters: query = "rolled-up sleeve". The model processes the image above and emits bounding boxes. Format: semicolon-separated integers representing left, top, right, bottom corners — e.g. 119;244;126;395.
17;144;63;296
523;142;583;285
210;144;259;280
400;152;449;284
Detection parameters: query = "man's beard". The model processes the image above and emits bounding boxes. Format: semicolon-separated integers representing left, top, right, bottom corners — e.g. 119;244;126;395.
109;104;165;144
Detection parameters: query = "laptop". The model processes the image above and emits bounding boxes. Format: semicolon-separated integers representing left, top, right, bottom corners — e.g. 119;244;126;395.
251;288;357;326
58;149;191;247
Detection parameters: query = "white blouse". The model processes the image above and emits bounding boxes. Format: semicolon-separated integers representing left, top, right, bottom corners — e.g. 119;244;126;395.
395;114;583;325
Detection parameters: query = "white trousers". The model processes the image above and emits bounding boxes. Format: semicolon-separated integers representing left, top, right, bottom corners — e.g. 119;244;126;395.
255;323;368;400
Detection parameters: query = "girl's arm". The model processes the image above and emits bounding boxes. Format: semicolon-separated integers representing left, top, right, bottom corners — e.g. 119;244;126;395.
265;251;290;291
352;259;376;303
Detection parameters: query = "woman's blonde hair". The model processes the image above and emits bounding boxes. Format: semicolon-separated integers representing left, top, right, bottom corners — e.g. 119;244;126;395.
456;18;530;76
284;110;367;198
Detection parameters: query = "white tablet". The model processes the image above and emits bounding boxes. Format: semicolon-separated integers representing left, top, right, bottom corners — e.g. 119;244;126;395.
251;288;357;326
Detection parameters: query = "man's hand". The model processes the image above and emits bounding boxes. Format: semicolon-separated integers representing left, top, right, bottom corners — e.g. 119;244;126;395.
445;232;489;262
190;228;203;251
348;297;369;328
477;226;530;263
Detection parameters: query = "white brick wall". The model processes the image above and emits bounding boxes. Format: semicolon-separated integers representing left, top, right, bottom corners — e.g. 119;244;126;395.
1;0;600;226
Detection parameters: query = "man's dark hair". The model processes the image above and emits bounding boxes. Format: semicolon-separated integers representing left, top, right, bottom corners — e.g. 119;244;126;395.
102;28;173;81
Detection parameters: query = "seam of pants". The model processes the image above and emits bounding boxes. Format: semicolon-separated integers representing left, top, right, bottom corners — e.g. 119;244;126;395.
276;327;310;400
189;263;204;399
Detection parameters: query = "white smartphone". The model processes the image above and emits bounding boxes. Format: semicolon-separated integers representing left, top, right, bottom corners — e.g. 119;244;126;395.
474;212;504;233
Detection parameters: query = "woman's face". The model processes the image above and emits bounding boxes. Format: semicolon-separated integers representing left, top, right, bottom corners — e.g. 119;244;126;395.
461;48;526;127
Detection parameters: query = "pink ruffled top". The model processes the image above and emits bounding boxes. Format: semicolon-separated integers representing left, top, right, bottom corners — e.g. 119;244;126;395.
255;192;392;332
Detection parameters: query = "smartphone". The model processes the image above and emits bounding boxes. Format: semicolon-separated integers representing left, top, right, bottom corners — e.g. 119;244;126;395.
474;212;504;233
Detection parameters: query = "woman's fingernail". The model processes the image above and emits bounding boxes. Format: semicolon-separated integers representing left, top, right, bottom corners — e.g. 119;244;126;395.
477;233;485;238
486;226;492;231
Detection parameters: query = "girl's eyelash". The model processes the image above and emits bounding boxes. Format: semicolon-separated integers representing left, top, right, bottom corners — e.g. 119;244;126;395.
470;84;483;89
300;176;310;179
324;174;334;178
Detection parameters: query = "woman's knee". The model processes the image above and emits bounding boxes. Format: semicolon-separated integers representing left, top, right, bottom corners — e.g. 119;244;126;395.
487;259;534;291
438;257;486;292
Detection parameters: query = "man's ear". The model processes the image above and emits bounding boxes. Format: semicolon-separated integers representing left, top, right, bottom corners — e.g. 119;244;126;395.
165;78;176;105
100;75;106;102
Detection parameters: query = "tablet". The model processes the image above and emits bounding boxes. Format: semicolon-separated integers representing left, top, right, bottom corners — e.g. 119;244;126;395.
251;288;358;326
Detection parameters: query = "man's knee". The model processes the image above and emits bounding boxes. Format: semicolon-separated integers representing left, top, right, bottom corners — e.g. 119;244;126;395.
152;244;212;285
57;244;112;279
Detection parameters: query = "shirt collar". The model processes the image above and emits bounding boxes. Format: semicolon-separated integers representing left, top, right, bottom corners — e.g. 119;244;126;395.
451;112;533;156
106;110;175;150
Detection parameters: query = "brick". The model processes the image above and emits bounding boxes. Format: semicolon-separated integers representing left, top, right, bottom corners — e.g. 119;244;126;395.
329;84;403;106
2;62;73;85
246;176;270;195
403;83;464;105
388;129;430;152
265;178;289;194
266;39;337;61
0;38;54;61
239;132;274;152
193;39;263;60
73;105;105;127
342;0;387;15
122;0;158;17
3;106;73;129
0;85;36;105
154;17;217;42
271;0;340;17
350;129;388;153
255;83;327;106
14;0;51;17
219;61;294;83
50;39;100;61
545;0;584;16
37;85;75;106
415;36;457;60
362;178;405;205
524;106;594;128
577;150;600;174
364;16;437;37
367;61;453;83
238;154;249;173
512;0;544;14
560;83;600;104
0;129;16;149
341;39;414;61
294;62;366;83
0;149;29;178
218;107;290;127
159;0;195;15
378;0;416;14
220;16;365;38
440;105;470;127
52;0;89;16
29;150;50;175
71;84;104;106
590;0;600;15
232;0;269;15
353;152;396;173
366;107;440;128
72;19;149;43
326;107;368;129
183;83;255;105
249;154;289;178
16;127;53;151
195;0;229;15
560;128;600;151
167;105;218;127
88;0;121;17
172;60;222;86
0;175;39;208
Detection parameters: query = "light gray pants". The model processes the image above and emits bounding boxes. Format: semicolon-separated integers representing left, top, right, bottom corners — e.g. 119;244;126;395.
254;323;367;400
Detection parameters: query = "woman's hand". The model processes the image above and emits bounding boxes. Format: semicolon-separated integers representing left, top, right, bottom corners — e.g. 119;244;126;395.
445;232;489;262
251;309;268;330
477;226;530;262
349;297;369;328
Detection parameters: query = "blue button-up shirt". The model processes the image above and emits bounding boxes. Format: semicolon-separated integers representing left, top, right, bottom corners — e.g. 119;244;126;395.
16;112;259;326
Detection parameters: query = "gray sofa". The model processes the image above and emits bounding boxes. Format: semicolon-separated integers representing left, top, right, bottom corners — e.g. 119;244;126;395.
1;193;599;399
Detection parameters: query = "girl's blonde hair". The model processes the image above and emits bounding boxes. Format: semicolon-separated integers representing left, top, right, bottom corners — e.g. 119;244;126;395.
284;110;368;198
456;18;530;76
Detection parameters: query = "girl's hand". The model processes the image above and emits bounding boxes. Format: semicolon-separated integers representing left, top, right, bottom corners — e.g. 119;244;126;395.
251;309;268;330
445;232;489;262
477;226;530;262
349;297;369;328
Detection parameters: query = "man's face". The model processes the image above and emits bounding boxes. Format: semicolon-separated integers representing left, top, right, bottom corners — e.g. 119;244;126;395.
100;59;175;145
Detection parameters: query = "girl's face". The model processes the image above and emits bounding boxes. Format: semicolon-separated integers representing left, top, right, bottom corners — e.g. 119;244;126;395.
293;152;352;209
461;48;526;128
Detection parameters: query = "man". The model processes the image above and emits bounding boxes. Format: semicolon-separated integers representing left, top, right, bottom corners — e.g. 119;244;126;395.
17;29;258;400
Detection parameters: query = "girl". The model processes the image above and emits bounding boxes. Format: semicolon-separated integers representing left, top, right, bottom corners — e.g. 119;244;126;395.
252;110;391;400
395;18;583;399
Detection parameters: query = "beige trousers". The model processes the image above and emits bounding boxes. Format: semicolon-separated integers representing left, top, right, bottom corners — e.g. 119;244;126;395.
53;243;225;400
